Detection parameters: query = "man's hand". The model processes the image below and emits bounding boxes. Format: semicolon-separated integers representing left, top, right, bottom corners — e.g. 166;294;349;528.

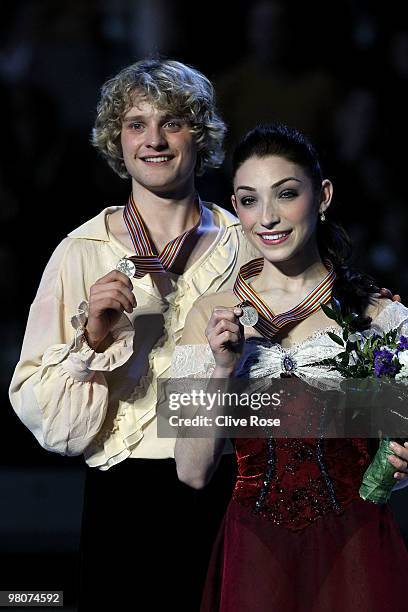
85;270;137;350
376;287;401;302
388;440;408;481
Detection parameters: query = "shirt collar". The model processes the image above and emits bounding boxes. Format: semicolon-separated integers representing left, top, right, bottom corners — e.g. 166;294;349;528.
67;206;120;241
67;202;240;242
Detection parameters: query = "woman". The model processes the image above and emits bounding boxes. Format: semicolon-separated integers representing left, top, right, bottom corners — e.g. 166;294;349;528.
171;123;408;611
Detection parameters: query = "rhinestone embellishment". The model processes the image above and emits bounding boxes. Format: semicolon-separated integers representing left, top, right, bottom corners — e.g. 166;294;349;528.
282;354;296;372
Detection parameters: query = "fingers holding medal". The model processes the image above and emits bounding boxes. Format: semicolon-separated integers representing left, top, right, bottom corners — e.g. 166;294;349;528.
205;305;249;373
85;267;137;350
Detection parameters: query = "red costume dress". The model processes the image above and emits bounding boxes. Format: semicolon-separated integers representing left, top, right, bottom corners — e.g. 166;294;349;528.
201;436;408;611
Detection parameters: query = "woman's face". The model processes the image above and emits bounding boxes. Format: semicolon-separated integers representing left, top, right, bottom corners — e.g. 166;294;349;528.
232;155;332;264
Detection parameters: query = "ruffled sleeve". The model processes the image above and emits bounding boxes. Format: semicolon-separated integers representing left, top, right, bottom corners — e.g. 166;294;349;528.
369;300;408;337
9;238;134;456
170;288;218;379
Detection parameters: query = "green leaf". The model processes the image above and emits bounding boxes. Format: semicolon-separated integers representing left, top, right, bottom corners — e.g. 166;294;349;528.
328;332;345;346
344;312;359;324
321;303;339;322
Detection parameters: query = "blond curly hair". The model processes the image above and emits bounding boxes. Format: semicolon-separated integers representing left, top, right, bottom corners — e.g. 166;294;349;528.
92;59;226;178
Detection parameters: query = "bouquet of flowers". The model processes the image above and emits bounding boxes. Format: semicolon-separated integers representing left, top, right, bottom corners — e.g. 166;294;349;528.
318;298;408;504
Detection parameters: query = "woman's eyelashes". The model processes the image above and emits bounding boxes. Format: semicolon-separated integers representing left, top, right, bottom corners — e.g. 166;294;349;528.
279;189;298;199
240;196;256;206
239;189;298;206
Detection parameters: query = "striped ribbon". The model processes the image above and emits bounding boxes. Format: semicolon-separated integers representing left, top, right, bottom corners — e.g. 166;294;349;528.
123;192;203;278
233;258;336;339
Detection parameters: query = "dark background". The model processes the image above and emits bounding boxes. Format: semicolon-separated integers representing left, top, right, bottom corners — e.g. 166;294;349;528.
1;1;408;609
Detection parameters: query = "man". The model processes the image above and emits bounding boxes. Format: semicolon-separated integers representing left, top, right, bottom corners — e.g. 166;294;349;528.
9;59;257;611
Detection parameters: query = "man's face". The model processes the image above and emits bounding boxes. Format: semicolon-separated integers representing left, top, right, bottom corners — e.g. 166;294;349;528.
121;98;197;197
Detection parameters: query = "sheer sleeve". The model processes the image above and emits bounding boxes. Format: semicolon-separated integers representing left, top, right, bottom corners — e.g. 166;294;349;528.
171;296;234;455
171;297;216;378
9;238;134;457
178;300;210;345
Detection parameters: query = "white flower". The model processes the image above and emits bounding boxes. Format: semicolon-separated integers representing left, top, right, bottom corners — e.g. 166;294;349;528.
396;365;408;381
348;332;363;344
397;350;408;368
380;345;397;353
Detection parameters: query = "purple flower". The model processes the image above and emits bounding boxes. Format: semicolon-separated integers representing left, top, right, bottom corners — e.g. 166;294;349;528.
398;336;408;350
373;348;398;378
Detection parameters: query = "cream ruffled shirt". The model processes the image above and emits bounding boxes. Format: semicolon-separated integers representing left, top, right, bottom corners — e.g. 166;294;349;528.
9;202;258;470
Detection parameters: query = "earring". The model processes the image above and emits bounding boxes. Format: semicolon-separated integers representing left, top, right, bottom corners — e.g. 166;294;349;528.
241;228;245;234
320;211;326;222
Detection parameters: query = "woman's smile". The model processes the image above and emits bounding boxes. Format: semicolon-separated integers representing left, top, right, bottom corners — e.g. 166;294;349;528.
256;229;292;245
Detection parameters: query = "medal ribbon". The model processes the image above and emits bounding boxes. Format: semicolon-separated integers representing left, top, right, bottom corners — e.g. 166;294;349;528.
123;192;203;277
233;258;336;339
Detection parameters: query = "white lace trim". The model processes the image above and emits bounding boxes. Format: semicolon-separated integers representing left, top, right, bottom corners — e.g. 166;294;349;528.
171;344;216;379
171;302;408;385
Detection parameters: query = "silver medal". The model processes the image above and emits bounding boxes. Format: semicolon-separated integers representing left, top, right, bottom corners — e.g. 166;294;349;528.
239;305;259;327
116;258;136;278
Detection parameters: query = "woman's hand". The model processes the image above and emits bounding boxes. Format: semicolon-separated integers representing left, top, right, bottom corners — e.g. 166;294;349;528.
388;440;408;481
85;270;137;350
205;306;244;376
